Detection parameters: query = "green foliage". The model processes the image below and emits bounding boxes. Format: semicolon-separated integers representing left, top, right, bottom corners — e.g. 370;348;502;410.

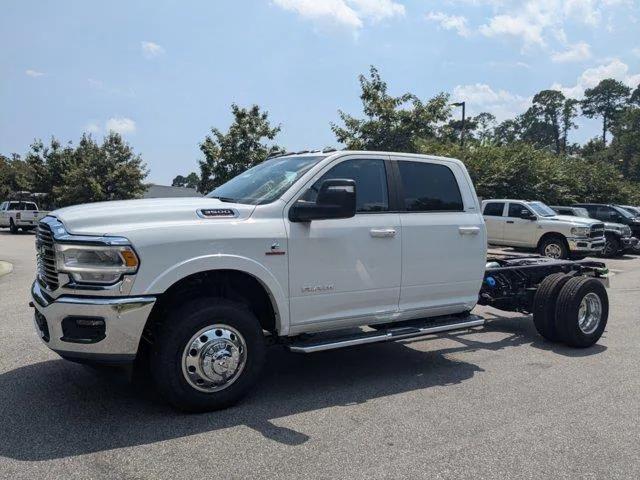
331;66;451;152
172;172;200;190
609;107;640;180
416;140;635;205
198;104;282;193
11;133;148;208
0;153;32;199
582;79;632;144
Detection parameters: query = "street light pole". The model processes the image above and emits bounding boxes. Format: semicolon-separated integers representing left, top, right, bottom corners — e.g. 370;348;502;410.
452;101;466;147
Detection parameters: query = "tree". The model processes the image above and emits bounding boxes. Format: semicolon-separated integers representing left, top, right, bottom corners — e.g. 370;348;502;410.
493;119;522;145
172;172;200;190
582;79;631;144
198;104;282;193
19;132;148;208
609;107;640;180
0;153;32;199
474;112;497;143
630;84;640;106
560;98;579;153
531;89;565;153
332;66;451;152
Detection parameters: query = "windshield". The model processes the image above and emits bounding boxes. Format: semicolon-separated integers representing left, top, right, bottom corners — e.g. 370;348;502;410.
207;155;325;205
622;206;640;216
528;201;556;217
572;207;590;218
612;205;636;219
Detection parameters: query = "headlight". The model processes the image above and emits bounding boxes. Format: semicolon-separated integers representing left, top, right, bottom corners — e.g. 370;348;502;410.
55;244;139;284
570;226;590;237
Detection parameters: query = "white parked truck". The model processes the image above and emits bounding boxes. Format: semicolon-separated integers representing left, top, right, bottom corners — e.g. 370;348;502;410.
0;200;49;233
482;199;605;259
29;151;611;411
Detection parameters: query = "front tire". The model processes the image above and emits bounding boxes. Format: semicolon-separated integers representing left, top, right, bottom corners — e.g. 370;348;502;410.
601;234;620;258
555;277;608;348
538;236;569;259
151;297;266;412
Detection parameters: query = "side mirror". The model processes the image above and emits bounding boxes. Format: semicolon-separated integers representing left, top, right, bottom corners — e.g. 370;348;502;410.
289;179;356;222
521;209;536;220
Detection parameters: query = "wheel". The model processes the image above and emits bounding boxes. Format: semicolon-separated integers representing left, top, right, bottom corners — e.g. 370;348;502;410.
9;219;18;234
601;234;620;258
532;273;572;342
555;277;608;348
538;236;568;259
151;297;266;412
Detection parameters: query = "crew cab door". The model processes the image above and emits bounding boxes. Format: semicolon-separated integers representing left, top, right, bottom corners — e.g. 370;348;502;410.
286;155;402;331
482;201;506;243
502;202;538;246
391;157;486;317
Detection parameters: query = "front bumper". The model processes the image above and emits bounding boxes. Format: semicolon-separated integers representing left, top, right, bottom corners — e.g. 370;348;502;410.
567;237;605;253
30;281;155;363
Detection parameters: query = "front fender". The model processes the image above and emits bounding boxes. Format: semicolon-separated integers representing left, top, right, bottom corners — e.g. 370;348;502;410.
143;254;290;335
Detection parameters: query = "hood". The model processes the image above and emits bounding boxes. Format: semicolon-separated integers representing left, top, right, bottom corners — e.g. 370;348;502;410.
51;197;257;236
544;215;600;227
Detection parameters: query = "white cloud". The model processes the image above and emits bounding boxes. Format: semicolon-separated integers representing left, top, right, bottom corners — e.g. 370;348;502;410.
141;41;165;58
425;11;471;37
25;69;44;77
476;0;631;49
551;41;592;63
479;13;545;47
272;0;404;29
452;83;530;121
106;117;136;135
552;58;640;98
633;47;640;58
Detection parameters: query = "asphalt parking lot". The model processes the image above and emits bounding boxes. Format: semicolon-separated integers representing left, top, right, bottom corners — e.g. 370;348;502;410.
1;229;639;479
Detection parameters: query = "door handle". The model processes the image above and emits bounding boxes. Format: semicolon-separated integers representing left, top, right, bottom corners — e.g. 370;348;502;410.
506;220;514;224
370;228;397;238
458;226;480;235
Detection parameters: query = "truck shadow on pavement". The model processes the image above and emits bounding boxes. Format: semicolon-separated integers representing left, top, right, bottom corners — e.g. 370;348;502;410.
0;314;606;461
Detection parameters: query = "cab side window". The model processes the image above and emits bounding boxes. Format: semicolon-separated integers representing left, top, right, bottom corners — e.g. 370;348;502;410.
397;161;464;212
300;159;389;213
483;202;504;216
508;203;532;218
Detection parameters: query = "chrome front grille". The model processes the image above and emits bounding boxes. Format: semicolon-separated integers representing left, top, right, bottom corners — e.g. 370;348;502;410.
36;222;59;290
590;223;605;239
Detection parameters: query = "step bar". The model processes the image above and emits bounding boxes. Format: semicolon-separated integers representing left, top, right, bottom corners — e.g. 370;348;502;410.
288;315;485;353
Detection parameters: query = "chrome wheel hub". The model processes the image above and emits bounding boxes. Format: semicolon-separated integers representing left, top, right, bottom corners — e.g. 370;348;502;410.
544;243;562;258
182;325;247;392
577;292;602;334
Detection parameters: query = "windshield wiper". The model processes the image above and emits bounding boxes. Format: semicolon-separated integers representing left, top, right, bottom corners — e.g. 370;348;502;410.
210;196;236;203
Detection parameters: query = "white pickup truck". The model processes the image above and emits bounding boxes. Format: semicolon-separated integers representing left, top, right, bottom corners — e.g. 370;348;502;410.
29;151;610;411
482;199;605;259
0;200;49;233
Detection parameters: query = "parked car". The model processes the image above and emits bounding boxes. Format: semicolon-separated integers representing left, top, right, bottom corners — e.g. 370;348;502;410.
573;203;640;254
29;151;611;411
0;200;49;233
551;206;638;257
482;199;605;259
620;205;640;217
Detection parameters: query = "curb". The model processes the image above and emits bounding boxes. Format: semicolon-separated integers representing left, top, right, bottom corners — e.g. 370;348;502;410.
0;261;13;278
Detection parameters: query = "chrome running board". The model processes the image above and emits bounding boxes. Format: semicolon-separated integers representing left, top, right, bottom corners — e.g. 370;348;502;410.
288;315;485;353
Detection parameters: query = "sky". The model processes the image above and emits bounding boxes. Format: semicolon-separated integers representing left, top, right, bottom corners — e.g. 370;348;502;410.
1;0;639;185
